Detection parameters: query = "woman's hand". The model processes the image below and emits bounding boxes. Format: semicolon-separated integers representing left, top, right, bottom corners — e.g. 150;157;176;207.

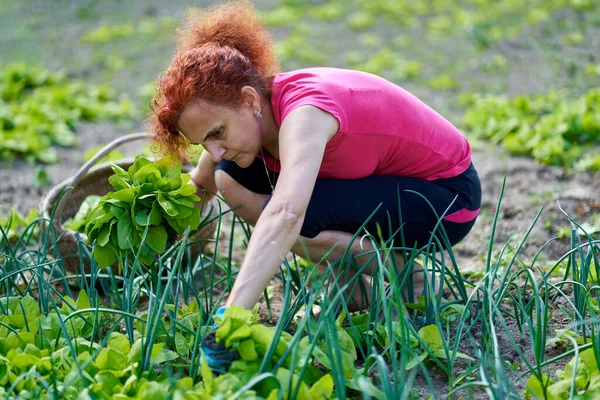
190;150;218;204
201;306;240;372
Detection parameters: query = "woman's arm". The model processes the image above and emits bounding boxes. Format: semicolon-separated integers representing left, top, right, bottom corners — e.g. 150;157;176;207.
190;150;218;203
225;105;339;309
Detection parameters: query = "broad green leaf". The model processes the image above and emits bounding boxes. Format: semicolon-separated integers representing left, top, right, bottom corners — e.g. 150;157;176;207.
134;164;161;184
250;324;275;356
145;225;168;253
418;325;443;351
127;339;142;364
337;326;357;361
0;363;7;386
108;174;130;191
128;156;152;177
63;195;101;232
404;295;426;312
186;207;201;231
237;339;258;361
110;164;129;177
111;187;135;203
0;297;20;314
108;204;127;218
138;380;170;400
440;304;469;323
345;374;386;400
97;223;112;246
216;317;233;343
76;290;91;310
11;352;41;369
93;371;121;396
149;201;162;225
95;347;125;371
310;374;334;399
275;368;312;400
93;244;118;268
157;192;178;217
168;176;182;190
107;332;130;355
200;349;214;391
175;332;188;358
135;209;151;226
526;374;556;400
117;216;132;249
225;325;252;348
169;182;196;197
16;295;40;323
151;342;165;360
151;348;179;364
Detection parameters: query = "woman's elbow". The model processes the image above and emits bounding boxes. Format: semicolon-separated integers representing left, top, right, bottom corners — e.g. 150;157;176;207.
265;202;305;230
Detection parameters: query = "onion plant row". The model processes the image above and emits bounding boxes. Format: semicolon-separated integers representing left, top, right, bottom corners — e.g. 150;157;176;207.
0;185;599;399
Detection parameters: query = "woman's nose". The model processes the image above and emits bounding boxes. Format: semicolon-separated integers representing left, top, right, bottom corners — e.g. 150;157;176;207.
206;142;226;162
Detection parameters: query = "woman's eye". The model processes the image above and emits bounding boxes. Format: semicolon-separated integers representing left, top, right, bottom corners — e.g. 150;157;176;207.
213;129;222;137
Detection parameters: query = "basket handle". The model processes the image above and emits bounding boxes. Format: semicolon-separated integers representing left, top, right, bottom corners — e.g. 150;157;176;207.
70;132;150;187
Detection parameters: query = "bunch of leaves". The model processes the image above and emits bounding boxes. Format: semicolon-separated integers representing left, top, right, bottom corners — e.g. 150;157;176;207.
557;213;600;240
208;306;337;399
84;155;201;268
344;309;472;371
461;88;600;171
526;347;600;399
0;63;136;164
0;208;39;245
0;292;191;399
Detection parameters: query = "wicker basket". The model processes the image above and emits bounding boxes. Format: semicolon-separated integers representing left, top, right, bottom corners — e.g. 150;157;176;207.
39;132;217;272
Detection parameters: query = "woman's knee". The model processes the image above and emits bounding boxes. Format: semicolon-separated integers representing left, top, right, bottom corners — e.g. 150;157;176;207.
214;169;239;200
214;169;267;224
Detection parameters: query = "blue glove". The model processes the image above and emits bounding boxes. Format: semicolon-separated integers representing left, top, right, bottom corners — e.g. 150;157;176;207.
201;306;240;371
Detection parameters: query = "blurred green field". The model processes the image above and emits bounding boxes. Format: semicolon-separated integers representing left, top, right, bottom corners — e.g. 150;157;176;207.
1;0;598;169
2;0;598;111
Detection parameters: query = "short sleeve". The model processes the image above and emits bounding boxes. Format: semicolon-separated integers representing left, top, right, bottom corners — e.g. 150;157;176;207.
275;81;347;133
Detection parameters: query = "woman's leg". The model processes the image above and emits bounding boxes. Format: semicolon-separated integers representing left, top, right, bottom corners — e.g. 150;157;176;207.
214;169;420;312
214;159;481;312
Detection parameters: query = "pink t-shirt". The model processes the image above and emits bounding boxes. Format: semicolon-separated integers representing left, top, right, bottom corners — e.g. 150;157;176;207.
264;67;471;181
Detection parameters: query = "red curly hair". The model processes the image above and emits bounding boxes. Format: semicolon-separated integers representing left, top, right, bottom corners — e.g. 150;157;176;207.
149;0;280;159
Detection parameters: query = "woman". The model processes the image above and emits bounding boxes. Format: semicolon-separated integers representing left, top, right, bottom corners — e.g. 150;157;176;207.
150;2;481;318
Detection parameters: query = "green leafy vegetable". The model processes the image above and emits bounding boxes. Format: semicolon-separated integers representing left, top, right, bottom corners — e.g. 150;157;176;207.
85;155;201;268
461;88;600;171
0;63;137;164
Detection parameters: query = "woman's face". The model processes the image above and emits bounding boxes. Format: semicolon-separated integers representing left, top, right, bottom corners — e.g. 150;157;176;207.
178;98;262;168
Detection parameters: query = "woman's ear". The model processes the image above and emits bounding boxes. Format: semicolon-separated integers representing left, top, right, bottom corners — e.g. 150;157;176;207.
241;86;261;110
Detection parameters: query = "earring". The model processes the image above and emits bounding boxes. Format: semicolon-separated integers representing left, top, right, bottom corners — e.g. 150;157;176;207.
256;111;262;119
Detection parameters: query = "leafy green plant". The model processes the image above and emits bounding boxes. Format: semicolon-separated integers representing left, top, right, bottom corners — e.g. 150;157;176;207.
461;88;600;171
209;306;336;399
526;347;600;399
0;63;136;164
84;155;202;268
0;208;39;244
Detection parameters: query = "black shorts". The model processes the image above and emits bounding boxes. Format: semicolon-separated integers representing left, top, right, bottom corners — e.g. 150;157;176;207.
215;158;481;249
